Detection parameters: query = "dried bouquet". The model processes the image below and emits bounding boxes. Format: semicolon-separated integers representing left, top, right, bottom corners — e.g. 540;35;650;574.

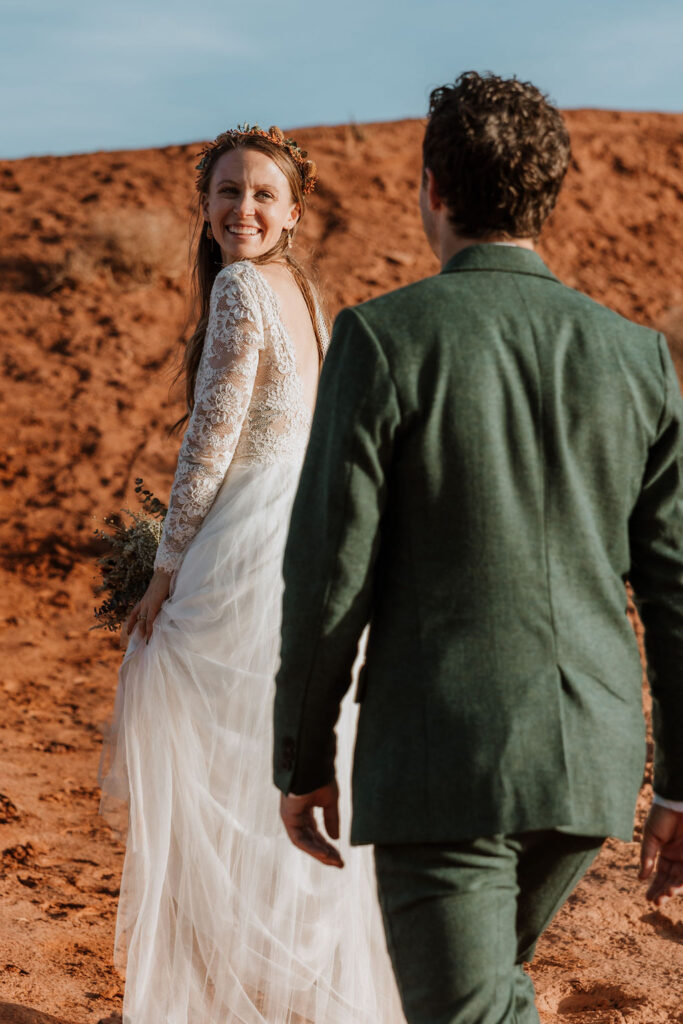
92;479;167;631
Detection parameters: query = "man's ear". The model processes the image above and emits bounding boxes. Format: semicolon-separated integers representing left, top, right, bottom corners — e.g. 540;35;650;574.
424;167;443;212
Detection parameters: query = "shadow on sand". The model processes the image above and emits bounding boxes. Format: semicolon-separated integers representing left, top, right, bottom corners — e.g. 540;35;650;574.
0;1006;122;1024
0;1006;68;1024
640;908;683;943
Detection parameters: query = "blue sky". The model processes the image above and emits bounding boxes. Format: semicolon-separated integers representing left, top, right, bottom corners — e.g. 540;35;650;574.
2;0;682;159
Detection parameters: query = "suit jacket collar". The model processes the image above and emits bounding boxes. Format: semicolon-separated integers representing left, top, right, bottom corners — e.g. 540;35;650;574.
441;244;560;284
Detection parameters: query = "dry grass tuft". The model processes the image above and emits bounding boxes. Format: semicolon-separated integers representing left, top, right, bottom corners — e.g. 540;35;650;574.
49;208;190;291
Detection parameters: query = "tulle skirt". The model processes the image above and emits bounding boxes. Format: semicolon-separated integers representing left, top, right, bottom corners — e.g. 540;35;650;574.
99;459;404;1024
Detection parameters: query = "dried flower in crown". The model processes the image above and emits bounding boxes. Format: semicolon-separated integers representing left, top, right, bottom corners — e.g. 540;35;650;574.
195;124;319;194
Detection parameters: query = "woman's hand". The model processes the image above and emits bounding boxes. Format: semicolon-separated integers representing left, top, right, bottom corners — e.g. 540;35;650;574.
127;569;172;644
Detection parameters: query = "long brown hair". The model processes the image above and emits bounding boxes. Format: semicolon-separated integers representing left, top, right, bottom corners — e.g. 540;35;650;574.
174;131;327;431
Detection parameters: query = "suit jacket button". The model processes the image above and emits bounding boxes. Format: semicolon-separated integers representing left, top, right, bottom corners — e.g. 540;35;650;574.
281;737;296;771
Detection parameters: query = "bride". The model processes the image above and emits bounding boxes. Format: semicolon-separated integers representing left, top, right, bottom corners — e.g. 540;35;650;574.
99;125;403;1024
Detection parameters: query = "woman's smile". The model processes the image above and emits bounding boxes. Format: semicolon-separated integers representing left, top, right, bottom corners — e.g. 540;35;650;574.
226;224;261;236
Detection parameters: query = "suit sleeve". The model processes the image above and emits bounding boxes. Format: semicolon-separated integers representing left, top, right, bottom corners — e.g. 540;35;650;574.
273;306;401;795
629;334;683;801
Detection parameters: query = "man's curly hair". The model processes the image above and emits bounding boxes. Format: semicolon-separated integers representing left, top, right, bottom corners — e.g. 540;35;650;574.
423;71;571;239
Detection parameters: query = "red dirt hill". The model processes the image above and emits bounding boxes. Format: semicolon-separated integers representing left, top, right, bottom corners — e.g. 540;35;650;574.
0;112;682;1023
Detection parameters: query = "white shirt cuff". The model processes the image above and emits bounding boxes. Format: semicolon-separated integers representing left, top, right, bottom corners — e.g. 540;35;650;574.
653;793;683;812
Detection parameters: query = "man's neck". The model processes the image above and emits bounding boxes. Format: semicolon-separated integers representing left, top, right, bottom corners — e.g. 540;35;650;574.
438;233;535;268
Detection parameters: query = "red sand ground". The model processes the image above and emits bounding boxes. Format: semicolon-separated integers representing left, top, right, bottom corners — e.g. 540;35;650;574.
0;112;682;1023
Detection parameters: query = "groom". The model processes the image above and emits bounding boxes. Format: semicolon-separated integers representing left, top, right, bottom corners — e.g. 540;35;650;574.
273;72;683;1022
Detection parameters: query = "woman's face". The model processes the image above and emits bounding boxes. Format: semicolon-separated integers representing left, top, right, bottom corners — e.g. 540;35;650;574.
202;148;300;263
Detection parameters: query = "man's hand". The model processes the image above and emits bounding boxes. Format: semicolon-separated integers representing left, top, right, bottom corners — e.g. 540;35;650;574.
639;803;683;906
280;781;344;868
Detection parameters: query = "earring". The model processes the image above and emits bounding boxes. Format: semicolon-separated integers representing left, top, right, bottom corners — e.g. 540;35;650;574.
287;229;293;250
206;225;213;240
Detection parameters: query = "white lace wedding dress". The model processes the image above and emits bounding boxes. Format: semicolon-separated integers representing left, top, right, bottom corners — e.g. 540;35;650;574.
99;260;403;1024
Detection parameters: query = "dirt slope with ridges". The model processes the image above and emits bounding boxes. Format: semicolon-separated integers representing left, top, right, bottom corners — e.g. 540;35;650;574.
0;111;682;1022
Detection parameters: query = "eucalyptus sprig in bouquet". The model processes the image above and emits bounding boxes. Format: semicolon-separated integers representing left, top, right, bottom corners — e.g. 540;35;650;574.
92;479;167;631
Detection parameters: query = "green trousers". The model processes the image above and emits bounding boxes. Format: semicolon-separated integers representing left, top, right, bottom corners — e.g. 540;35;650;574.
374;831;604;1024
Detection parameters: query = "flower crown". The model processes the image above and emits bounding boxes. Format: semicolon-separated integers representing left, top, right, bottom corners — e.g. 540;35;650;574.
195;124;318;195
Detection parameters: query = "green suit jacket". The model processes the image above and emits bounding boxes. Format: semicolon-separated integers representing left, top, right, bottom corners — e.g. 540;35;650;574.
273;244;683;845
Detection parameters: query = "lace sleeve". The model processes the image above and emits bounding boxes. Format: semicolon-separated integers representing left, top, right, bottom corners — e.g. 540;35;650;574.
154;265;265;574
